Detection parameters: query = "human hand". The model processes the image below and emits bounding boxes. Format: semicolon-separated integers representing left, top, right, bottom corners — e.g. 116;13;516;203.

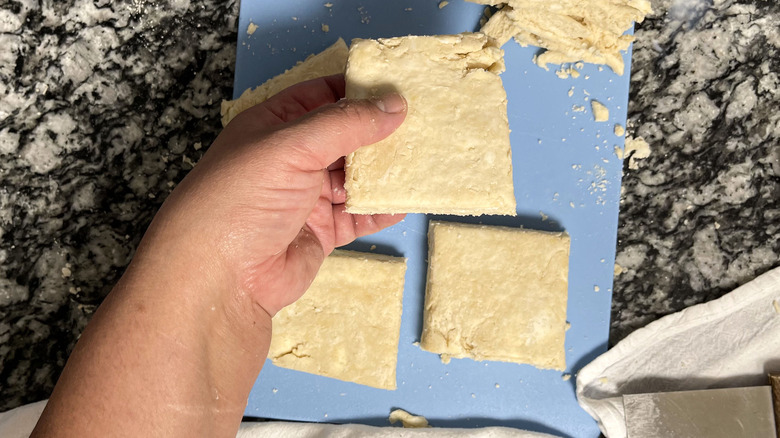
139;75;407;317
32;75;407;438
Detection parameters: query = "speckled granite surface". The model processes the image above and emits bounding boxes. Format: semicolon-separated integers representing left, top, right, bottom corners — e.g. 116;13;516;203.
0;0;239;409
0;0;778;412
611;0;780;343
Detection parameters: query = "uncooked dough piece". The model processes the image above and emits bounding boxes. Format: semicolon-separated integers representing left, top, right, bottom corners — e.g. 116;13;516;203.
268;250;406;390
220;38;348;126
472;0;652;75
480;6;520;46
624;135;651;170
388;409;429;428
591;100;609;122
420;221;570;370
344;32;516;216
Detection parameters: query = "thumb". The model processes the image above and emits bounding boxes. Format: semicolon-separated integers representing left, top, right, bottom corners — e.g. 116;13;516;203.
273;93;407;171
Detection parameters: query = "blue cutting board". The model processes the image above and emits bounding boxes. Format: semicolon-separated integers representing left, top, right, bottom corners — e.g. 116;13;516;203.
234;2;631;437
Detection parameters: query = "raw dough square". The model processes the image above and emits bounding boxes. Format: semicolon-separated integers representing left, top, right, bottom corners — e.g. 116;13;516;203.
268;250;406;390
221;38;349;126
420;221;570;370
344;32;516;216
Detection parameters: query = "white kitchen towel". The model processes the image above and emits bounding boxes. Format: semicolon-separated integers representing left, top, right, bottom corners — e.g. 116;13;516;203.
0;401;553;437
576;266;780;438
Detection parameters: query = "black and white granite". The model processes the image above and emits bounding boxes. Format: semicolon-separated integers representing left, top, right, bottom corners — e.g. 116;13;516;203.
0;0;238;409
611;0;780;343
0;0;778;413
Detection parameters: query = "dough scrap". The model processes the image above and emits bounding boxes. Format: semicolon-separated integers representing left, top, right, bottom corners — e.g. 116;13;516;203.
344;33;516;216
591;100;609;122
268;250;406;390
420;221;570;370
389;409;430;428
624;135;651;169
220;38;348;126
472;0;652;75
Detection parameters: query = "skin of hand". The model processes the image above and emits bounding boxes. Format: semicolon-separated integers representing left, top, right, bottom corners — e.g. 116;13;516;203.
31;75;407;437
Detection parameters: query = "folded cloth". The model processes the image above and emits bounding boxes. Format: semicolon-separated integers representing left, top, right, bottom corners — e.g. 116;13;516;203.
0;402;555;437
577;266;780;438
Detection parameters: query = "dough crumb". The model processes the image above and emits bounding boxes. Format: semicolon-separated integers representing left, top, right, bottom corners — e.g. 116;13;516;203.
193;142;202;150
614;263;624;276
324;2;333;7
594;285;600;292
389;409;429;428
591;100;609;122
572;105;585;112
565;322;571;331
440;354;451;364
624;136;651;169
370;244;377;251
614;145;624;160
272;388;278;393
562;373;571;381
61;267;72;278
495;383;500;388
321;24;330;32
614;124;625;136
773;300;780;314
247;22;259;35
539;211;548;221
438;1;449;8
479;0;651;74
568;87;574;97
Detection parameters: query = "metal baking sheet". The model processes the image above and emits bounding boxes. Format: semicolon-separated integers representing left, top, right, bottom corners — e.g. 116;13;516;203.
234;1;631;436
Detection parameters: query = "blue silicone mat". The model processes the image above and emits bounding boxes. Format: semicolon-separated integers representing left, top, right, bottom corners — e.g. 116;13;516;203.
234;2;632;437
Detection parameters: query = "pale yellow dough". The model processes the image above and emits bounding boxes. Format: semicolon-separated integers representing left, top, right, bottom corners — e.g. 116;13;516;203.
220;38;348;126
591;100;609;122
388;409;429;428
344;32;516;216
472;0;652;75
420;221;570;370
268;250;406;390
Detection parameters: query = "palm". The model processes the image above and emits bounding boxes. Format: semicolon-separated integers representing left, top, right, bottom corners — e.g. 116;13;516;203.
193;76;404;314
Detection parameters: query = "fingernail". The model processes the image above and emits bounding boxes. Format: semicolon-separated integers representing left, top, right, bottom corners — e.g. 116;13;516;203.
373;93;406;113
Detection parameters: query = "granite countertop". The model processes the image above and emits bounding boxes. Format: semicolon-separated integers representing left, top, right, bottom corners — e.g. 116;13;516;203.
1;0;778;413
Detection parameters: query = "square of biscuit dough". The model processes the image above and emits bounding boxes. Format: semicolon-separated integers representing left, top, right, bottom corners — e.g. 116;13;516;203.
344;32;516;216
420;221;570;370
268;250;406;390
